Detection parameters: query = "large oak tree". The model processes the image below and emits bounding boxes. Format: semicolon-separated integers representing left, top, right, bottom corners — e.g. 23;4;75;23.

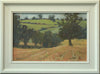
58;13;82;46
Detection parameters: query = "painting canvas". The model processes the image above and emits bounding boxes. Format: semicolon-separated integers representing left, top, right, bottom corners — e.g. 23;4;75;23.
13;13;87;61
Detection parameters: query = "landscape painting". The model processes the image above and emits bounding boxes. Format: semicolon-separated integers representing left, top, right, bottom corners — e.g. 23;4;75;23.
13;13;87;61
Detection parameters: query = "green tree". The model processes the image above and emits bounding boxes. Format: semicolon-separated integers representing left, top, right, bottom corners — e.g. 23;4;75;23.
50;34;62;47
58;13;82;46
13;14;21;47
48;15;55;22
32;17;36;20
21;25;32;47
43;31;62;48
38;14;42;19
32;31;43;47
43;31;52;48
25;17;29;20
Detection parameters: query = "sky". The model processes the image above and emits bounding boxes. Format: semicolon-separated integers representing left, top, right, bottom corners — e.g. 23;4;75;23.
15;13;87;20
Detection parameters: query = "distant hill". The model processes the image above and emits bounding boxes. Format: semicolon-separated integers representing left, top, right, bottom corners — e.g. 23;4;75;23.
20;19;87;34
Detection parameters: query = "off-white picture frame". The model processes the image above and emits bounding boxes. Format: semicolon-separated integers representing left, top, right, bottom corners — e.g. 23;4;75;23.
0;0;99;73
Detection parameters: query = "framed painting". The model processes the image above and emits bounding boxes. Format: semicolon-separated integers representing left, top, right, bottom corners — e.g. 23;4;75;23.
13;13;87;62
0;0;99;73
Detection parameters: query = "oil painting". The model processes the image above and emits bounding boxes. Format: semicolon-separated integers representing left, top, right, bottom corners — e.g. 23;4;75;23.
13;13;87;61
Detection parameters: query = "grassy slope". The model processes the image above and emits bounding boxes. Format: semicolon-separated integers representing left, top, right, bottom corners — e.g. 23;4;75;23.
20;19;59;33
20;19;87;33
20;19;58;24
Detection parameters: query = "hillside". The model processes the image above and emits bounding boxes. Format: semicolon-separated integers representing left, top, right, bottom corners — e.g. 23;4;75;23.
20;19;87;34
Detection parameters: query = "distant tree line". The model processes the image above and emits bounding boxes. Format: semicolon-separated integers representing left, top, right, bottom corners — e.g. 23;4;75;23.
23;14;56;22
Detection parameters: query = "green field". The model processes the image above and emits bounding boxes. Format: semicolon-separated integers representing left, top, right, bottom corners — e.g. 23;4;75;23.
20;19;86;33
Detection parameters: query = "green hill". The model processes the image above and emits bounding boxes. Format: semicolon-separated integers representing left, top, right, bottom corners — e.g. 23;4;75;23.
20;19;86;34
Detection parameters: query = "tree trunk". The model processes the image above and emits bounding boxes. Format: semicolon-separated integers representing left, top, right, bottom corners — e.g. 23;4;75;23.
69;39;72;46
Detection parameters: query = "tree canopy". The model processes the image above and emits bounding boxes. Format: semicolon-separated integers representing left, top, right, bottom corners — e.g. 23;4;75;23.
58;13;82;46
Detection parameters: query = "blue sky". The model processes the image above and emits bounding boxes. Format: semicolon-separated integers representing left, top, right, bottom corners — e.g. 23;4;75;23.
15;13;87;20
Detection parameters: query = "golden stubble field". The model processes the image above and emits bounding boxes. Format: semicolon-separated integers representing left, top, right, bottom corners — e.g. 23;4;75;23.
13;39;87;61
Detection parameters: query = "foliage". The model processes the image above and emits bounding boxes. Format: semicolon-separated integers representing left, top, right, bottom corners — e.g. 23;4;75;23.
43;31;62;48
58;13;83;46
24;17;29;20
32;17;36;20
38;14;42;19
49;15;55;22
13;14;21;47
21;25;33;47
32;31;43;47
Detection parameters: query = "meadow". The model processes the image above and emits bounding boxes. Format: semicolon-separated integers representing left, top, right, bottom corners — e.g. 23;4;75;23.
13;39;87;61
20;19;86;33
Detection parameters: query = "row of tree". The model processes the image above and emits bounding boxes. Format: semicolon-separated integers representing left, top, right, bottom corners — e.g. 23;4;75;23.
24;14;56;22
14;26;62;48
13;15;62;48
23;14;87;21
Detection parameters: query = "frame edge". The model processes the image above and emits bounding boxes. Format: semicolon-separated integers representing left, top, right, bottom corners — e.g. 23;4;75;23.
0;0;100;73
